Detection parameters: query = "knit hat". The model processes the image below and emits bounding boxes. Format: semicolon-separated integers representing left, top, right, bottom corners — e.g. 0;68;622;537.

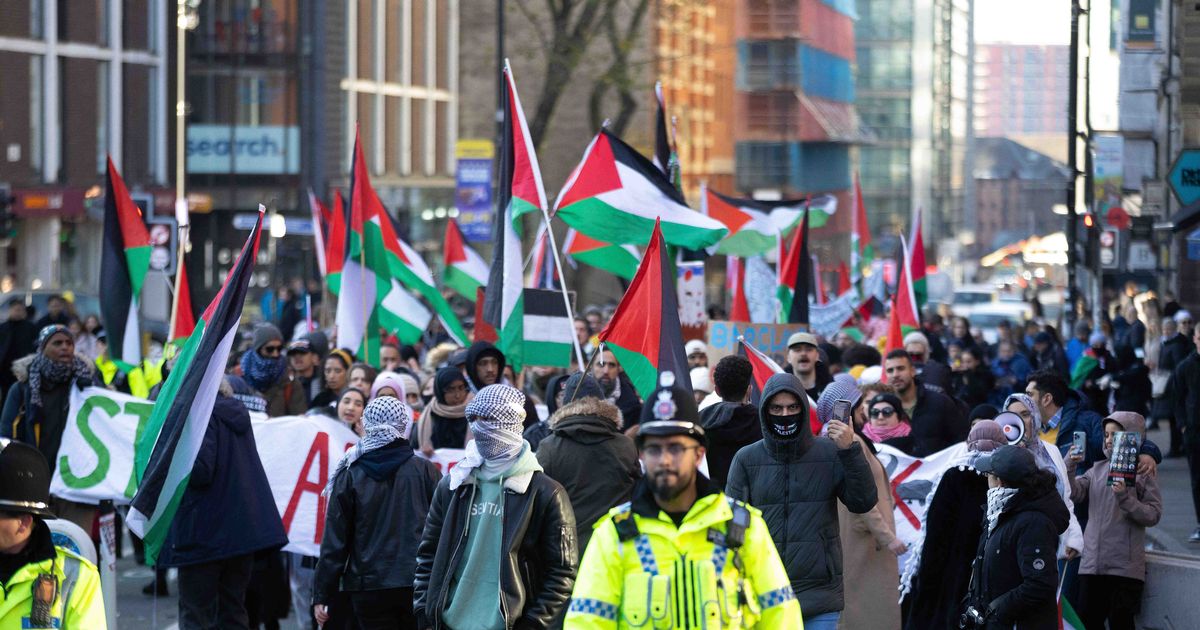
371;371;407;399
690;366;713;393
396;373;420;399
816;378;863;425
465;384;527;460
36;325;71;352
685;339;708;356
252;324;283;352
857;365;883;385
866;393;906;422
561;372;604;404
967;419;1007;453
1174;309;1193;323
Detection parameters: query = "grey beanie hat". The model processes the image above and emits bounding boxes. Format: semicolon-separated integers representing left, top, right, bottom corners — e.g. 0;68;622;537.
561;372;604;404
252;324;283;352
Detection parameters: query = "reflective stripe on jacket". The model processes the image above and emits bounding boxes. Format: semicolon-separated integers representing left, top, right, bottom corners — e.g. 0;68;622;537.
0;545;106;629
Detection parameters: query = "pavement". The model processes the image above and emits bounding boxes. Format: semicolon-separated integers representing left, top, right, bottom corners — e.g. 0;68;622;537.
1144;423;1199;555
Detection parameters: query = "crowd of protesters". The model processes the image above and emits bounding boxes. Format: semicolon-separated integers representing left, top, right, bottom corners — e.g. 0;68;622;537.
0;285;1195;629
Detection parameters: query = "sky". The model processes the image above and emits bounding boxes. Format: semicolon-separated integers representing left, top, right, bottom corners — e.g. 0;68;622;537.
975;0;1070;46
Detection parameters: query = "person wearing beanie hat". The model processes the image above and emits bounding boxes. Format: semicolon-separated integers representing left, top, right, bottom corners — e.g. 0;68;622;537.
726;373;877;626
415;384;577;630
535;371;638;555
370;370;406;400
817;379;906;630
395;372;422;413
903;419;1020;629
567;372;802;628
241;323;306;416
0;440;105;628
685;339;709;368
314;397;441;628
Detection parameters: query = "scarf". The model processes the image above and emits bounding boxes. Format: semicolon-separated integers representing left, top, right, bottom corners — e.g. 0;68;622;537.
863;420;912;443
985;486;1019;535
449;439;529;489
28;353;91;408
464;385;526;461
241;350;286;393
325;396;412;496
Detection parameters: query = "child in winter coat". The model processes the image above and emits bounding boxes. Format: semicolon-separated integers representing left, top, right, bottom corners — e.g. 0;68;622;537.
1066;411;1162;630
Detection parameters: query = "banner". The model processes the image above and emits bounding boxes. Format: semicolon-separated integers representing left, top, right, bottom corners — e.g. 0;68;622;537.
52;387;360;557
808;292;856;337
706;320;807;366
874;442;966;567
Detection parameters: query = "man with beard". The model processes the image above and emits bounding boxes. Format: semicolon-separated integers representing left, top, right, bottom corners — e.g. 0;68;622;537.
786;333;833;401
886;349;968;456
565;373;801;628
464;340;541;428
591;347;643;423
726;373;877;629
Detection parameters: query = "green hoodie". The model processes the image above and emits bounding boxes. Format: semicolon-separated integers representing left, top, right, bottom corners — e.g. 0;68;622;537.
442;444;543;630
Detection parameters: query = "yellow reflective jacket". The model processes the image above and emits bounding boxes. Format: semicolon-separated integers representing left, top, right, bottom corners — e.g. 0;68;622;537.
565;483;802;629
0;539;106;629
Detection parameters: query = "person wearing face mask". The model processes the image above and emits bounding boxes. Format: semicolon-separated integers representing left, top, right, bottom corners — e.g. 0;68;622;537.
726;373;877;629
416;368;472;456
240;324;306;416
413;384;577;630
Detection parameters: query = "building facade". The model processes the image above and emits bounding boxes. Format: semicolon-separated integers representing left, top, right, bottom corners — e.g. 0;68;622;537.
973;137;1070;256
0;0;169;301
974;44;1069;161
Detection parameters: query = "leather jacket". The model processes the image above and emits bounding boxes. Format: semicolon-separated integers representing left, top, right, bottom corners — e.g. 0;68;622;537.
313;440;441;603
413;468;577;629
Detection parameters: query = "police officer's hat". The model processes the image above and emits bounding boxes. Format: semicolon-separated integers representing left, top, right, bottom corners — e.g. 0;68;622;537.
636;371;707;448
0;440;55;518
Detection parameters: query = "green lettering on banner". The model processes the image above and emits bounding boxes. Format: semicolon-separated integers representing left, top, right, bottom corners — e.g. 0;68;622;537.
58;395;118;489
123;401;155;499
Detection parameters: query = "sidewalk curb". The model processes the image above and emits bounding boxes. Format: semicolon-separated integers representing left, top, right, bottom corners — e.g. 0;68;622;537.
1147;527;1188;554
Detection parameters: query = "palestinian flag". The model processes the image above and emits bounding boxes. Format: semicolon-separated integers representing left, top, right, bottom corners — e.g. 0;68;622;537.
523;288;574;367
813;255;827;305
326;191;347;295
553;129;727;250
737;337;821;434
837;260;852;296
563;228;641;281
172;260;196;340
727;256;751;322
883;295;905;374
851;172;874;282
777;210;811;325
704;186;837;257
598;219;691;399
1059;591;1084;630
910;206;928;311
1070;350;1100;390
100;156;151;368
895;236;921;333
653;81;672;178
308;188;329;275
484;60;546;371
443;219;488;301
128;207;265;566
529;222;560;290
374;207;468;345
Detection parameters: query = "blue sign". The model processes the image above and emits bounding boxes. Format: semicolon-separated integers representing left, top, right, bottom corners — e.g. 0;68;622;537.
456;157;493;242
1168;149;1200;206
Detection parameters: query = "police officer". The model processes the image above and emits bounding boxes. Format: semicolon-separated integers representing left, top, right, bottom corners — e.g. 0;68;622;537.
565;373;802;629
0;439;105;628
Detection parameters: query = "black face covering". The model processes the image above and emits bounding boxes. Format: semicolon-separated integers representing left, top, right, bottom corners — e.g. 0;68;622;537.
767;412;803;439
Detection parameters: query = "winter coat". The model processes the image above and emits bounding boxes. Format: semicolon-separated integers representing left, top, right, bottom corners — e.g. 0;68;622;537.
953;367;996;409
158;396;288;567
837;439;900;630
967;480;1071;629
1050;390;1107;471
918;359;954;395
1070;412;1163;581
1111;345;1151;415
263;375;307;417
536;397;639;553
413;461;577;629
464;340;542;427
698;400;762;488
1176;352;1200;445
314;439;441;603
0;318;37;395
907;379;970;457
0;353;93;474
904;467;989;630
726;373;878;616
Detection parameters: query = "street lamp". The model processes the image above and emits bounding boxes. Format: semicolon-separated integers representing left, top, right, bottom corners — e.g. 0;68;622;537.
169;0;201;342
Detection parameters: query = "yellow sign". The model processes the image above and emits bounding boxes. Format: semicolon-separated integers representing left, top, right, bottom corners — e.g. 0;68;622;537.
456;139;494;160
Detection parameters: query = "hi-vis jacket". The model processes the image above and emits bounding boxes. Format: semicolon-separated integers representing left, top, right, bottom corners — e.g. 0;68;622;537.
564;478;802;629
0;529;106;629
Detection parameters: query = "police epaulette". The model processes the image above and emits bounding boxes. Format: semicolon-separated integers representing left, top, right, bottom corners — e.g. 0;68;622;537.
612;503;639;542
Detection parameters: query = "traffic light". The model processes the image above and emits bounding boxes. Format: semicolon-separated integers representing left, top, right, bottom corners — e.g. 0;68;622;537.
0;184;15;239
1080;212;1099;267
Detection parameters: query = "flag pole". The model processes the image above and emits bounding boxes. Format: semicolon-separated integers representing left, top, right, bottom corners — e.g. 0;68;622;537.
537;207;586;369
167;224;189;344
359;227;369;365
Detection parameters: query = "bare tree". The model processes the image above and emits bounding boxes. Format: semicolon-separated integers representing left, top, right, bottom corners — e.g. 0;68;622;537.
587;0;652;138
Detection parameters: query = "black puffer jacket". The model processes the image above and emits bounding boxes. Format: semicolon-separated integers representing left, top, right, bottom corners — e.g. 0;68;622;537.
465;340;542;428
413;466;577;629
967;478;1070;629
536;397;639;553
725;373;878;616
908;379;969;456
313;440;441;604
698;400;762;488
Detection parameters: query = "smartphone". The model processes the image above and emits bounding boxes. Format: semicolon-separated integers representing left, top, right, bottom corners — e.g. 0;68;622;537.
1072;431;1087;459
831;400;853;425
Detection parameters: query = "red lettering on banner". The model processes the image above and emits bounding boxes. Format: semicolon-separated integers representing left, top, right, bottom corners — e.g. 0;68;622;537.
282;432;329;543
890;460;923;529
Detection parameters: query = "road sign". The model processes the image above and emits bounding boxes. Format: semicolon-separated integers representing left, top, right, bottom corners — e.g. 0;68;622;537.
1168;149;1200;205
1100;228;1120;270
1128;240;1157;271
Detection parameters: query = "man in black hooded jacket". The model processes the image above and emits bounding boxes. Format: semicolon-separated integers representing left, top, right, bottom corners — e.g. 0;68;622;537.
698;355;761;487
726;373;878;627
463;340;541;427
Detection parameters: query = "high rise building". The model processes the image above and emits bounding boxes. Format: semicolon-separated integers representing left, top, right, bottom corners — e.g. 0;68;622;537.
975;44;1070;161
856;0;969;251
0;1;169;297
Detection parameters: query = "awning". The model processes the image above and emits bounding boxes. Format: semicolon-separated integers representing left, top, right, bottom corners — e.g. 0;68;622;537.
1170;199;1200;233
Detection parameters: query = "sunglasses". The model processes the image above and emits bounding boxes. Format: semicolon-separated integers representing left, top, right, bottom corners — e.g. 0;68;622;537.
261;344;283;356
869;407;896;418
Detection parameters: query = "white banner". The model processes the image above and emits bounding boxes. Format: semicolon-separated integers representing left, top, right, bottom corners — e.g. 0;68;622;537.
874;442;966;567
808;292;857;337
51;387;360;557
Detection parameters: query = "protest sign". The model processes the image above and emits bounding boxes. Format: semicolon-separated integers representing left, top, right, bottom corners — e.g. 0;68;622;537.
874;442;967;570
809;292;856;337
706;320;807;365
51;387;360;557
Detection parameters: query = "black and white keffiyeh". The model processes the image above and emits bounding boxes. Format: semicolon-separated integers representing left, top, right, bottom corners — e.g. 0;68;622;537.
324;396;411;496
465;384;526;460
